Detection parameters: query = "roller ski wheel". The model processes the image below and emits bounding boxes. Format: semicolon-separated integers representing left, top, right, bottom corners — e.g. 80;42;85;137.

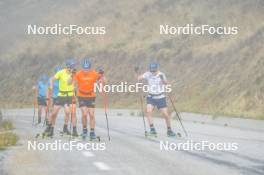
35;132;52;139
70;128;79;138
42;132;53;139
145;132;158;138
89;136;101;142
80;133;88;140
35;133;41;138
59;131;71;137
177;132;182;138
71;134;79;139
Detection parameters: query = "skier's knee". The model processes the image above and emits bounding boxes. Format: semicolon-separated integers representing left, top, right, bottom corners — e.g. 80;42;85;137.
163;114;169;120
89;113;95;120
64;107;70;114
82;113;87;119
146;111;152;117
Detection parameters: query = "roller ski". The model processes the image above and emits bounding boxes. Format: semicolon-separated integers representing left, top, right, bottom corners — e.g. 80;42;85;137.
80;128;88;140
176;132;182;138
89;131;100;142
42;131;53;139
80;129;100;142
79;135;101;142
145;127;158;138
171;132;185;140
71;127;79;137
167;130;185;140
35;124;53;139
167;129;177;138
59;125;71;137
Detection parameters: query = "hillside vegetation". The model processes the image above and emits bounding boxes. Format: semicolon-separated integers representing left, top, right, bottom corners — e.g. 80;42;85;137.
0;0;264;119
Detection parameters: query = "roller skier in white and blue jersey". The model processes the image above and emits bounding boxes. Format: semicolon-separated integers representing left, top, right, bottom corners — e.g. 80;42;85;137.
137;62;176;137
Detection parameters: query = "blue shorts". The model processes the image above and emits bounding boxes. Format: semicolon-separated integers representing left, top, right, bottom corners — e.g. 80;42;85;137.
52;97;58;106
146;96;167;109
78;97;96;108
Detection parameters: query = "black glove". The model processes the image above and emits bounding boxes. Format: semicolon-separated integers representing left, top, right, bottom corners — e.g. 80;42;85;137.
96;67;104;74
71;68;77;75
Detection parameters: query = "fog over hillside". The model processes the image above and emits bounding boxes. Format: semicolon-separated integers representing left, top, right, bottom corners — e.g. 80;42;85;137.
0;0;264;118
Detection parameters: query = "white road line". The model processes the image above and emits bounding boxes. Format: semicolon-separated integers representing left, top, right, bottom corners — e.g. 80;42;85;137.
82;151;95;157
93;162;112;171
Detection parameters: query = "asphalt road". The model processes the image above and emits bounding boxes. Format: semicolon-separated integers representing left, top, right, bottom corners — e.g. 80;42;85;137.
1;108;264;175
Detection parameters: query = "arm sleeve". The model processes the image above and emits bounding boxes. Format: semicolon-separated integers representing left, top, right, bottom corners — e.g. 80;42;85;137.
161;73;167;81
93;71;101;81
54;71;61;80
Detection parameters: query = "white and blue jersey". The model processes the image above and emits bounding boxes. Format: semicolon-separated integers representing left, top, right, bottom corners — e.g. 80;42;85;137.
142;71;167;109
142;71;167;98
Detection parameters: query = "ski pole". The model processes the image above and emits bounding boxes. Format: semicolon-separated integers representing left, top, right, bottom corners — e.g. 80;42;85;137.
43;97;50;127
139;95;147;137
69;71;76;141
69;96;73;140
33;91;37;126
134;66;148;136
68;90;76;141
168;94;188;137
103;89;110;141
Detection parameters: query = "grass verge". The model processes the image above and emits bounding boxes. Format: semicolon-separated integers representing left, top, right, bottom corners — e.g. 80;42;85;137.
0;120;18;150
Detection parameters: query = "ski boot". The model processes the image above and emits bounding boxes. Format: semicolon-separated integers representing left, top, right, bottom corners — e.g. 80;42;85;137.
89;131;97;141
167;129;176;137
81;128;88;140
36;124;50;138
43;127;53;138
71;127;78;137
43;124;51;134
40;124;51;137
37;116;41;124
44;118;49;126
148;127;157;137
62;125;71;135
